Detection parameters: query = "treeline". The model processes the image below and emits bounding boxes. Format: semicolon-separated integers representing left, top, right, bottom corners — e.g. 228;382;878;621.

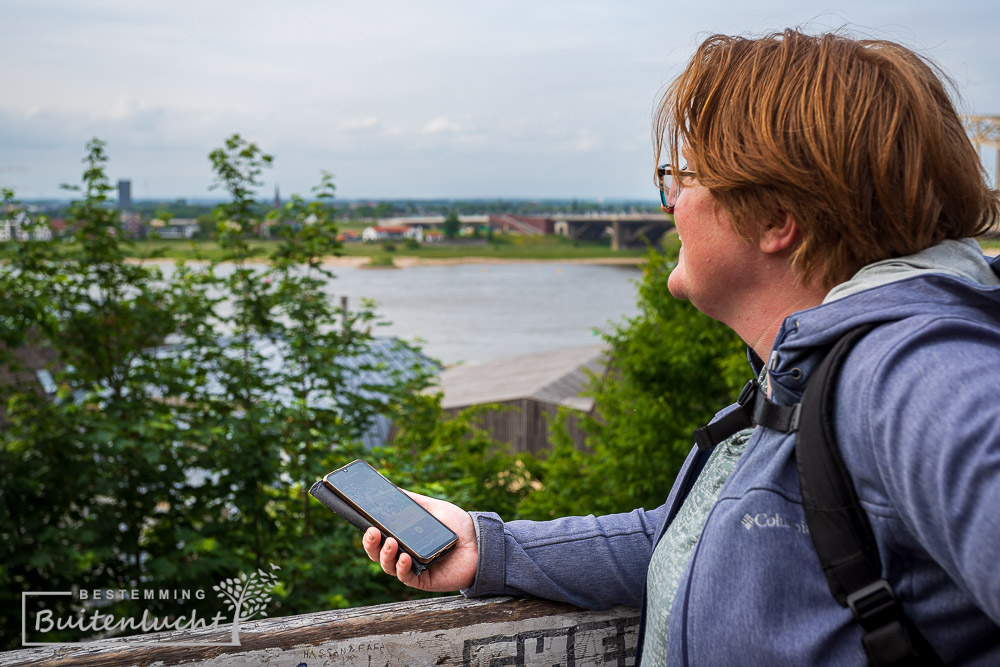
0;137;745;649
24;196;659;224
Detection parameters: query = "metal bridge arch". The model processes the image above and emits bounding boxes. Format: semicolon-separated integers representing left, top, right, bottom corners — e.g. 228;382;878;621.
965;115;1000;190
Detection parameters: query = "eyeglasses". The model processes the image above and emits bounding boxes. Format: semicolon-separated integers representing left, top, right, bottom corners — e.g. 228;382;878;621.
655;163;696;214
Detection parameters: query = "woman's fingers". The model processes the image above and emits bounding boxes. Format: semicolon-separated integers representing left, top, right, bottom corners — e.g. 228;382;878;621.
395;551;421;587
378;536;399;576
362;527;382;562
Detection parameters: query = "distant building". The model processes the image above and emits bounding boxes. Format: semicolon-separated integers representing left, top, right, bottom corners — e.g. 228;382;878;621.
152;218;200;240
362;225;422;243
48;218;68;237
0;211;52;242
120;212;144;239
379;215;490;233
117;179;132;211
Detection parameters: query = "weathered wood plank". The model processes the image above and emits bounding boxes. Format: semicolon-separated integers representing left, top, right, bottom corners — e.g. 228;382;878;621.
2;596;640;667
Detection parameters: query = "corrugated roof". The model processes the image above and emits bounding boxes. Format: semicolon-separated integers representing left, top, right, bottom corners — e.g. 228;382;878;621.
432;345;606;411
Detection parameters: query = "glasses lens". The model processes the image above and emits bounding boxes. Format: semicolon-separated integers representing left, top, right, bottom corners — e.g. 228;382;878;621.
657;165;683;209
657;166;669;208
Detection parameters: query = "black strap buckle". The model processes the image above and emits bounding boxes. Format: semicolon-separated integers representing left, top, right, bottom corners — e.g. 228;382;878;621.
753;394;801;433
846;579;899;631
736;379;758;407
692;380;760;451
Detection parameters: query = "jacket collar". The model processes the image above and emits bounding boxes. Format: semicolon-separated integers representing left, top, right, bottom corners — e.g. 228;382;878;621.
762;249;1000;406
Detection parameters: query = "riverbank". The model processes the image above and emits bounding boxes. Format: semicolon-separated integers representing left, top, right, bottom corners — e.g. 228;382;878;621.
328;255;647;268
121;234;657;264
126;254;648;269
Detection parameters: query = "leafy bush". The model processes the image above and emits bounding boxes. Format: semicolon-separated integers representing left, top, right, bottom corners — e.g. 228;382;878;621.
367;254;396;267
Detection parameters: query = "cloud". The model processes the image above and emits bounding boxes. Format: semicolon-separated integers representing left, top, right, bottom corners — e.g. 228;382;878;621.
570;129;601;154
3;0;999;198
341;116;382;132
421;117;466;135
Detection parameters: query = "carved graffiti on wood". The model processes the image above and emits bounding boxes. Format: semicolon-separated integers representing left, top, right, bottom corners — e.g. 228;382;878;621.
462;616;639;667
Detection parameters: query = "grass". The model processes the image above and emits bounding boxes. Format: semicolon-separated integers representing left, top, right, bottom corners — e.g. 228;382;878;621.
366;254;397;267
119;234;650;263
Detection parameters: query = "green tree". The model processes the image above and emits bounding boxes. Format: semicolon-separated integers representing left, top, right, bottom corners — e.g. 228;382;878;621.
353;204;375;221
0;139;202;644
442;211;460;240
1;137;533;649
153;207;174;222
519;245;749;519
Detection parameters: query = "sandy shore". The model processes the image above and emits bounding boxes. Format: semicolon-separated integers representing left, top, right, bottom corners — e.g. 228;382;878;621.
330;255;647;268
124;255;647;268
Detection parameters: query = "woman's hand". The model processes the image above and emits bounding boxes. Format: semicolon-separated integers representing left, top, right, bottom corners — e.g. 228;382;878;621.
362;490;479;592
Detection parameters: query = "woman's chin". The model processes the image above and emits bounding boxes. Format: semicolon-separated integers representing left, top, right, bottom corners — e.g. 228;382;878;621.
666;262;689;301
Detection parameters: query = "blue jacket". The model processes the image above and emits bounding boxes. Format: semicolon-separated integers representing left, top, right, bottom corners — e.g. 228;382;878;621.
464;250;1000;664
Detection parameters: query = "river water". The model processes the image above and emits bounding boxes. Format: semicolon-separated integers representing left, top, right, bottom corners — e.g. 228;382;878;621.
320;262;642;365
154;261;643;366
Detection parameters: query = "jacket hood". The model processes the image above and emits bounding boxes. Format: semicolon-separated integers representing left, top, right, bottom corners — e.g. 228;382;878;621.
823;238;999;302
764;242;1000;404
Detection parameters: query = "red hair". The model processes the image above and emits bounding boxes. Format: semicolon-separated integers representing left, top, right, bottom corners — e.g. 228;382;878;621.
655;30;999;287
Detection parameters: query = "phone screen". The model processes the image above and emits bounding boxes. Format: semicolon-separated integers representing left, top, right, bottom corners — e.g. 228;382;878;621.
324;461;457;563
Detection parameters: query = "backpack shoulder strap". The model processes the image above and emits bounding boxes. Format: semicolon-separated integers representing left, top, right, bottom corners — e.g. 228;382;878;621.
796;324;943;666
692;377;801;451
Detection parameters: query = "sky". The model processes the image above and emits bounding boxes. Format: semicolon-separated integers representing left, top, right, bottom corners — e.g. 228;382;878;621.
3;0;999;201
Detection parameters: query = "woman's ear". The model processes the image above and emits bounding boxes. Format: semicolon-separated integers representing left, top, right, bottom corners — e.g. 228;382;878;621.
759;212;799;255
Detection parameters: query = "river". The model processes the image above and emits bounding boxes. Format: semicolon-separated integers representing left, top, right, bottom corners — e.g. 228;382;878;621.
154;260;643;366
319;262;642;365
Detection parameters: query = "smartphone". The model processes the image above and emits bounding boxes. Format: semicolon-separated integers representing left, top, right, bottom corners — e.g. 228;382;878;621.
323;460;458;565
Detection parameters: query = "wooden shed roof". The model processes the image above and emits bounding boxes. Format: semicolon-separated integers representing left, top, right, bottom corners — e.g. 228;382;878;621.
432;345;607;411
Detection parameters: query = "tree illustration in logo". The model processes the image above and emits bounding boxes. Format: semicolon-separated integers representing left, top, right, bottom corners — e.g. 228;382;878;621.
213;562;281;645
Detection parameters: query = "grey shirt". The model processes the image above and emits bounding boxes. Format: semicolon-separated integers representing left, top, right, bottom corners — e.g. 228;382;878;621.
641;427;754;666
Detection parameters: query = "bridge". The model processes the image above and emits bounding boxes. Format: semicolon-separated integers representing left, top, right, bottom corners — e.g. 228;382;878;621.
384;213;673;250
966;115;1000;190
551;213;673;250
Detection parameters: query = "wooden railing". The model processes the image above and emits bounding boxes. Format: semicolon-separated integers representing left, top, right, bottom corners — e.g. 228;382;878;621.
2;596;639;666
